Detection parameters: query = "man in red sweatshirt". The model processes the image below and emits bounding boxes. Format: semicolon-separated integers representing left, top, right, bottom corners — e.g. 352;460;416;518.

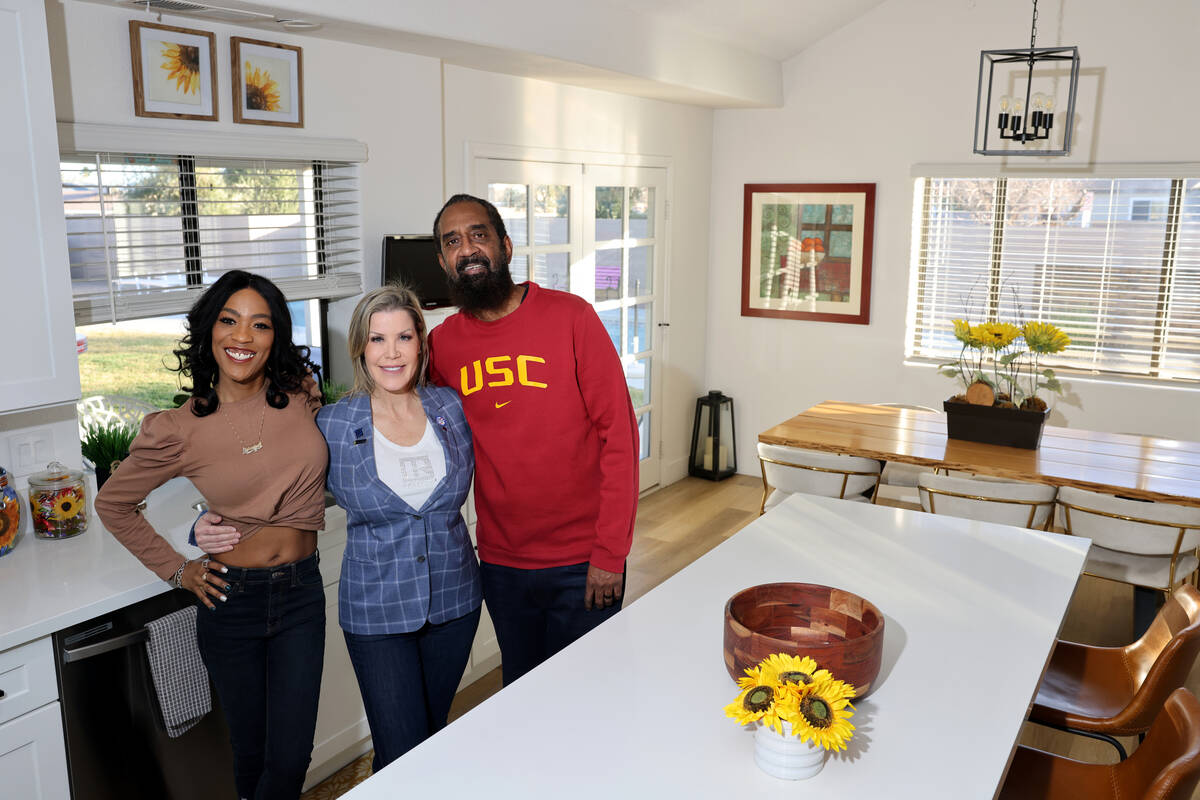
428;194;638;685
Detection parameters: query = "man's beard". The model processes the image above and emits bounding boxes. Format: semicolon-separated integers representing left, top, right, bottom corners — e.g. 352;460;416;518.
448;253;515;314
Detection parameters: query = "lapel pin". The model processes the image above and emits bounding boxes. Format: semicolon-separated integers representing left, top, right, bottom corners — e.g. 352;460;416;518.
353;426;367;445
435;416;447;429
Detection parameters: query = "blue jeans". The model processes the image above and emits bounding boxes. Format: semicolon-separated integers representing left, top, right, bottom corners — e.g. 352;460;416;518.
343;606;481;772
479;561;625;686
195;552;325;800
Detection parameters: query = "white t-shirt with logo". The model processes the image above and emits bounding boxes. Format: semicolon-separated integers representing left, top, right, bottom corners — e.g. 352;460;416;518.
373;419;446;510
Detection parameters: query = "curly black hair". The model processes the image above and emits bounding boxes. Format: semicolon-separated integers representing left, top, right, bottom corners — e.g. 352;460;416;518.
171;270;320;417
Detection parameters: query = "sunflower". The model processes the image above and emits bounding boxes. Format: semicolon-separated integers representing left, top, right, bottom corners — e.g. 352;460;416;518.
783;679;857;751
755;653;825;688
244;62;281;112
972;321;1021;350
0;502;14;549
737;662;778;690
51;491;83;521
160;43;201;95
724;683;785;730
1023;321;1071;354
952;318;978;346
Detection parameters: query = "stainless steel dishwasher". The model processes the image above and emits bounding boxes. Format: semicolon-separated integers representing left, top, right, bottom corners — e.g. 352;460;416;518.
52;588;236;800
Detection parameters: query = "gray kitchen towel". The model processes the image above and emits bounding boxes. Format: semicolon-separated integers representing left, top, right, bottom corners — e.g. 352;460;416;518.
143;605;211;738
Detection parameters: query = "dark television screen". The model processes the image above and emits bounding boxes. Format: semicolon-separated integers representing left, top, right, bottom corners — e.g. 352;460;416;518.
381;235;453;309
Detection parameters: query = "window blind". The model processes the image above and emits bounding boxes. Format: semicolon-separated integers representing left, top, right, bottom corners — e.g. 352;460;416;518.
909;176;1200;382
62;152;362;324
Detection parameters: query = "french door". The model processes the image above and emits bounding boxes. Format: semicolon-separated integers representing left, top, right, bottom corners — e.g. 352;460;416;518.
474;158;666;491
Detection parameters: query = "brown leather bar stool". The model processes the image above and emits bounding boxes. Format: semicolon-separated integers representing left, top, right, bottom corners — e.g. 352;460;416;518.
999;688;1200;800
1029;584;1200;760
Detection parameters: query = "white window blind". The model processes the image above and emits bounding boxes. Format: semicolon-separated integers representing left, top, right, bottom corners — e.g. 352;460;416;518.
909;176;1200;381
62;152;362;324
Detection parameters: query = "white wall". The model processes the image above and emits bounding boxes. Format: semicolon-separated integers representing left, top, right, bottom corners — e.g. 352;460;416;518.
442;65;714;484
46;0;446;384
707;0;1200;474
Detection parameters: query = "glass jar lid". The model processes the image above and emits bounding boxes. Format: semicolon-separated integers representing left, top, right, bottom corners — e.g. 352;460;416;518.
28;461;85;490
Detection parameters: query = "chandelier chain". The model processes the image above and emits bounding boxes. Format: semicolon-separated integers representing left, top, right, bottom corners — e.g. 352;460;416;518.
1030;0;1039;50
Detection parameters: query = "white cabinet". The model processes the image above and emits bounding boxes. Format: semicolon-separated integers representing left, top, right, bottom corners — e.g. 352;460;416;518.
462;486;500;682
0;0;81;413
306;503;371;789
0;702;70;800
0;637;69;799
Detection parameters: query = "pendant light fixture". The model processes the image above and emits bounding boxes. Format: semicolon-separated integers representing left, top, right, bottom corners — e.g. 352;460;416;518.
973;0;1080;156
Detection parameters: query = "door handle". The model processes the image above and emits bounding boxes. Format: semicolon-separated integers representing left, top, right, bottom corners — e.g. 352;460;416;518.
62;628;149;664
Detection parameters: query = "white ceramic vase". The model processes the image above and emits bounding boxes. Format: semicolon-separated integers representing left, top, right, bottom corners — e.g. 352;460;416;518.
754;721;825;780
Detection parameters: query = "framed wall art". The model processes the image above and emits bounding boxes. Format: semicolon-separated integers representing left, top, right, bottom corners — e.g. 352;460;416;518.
129;20;218;121
741;183;876;324
231;37;304;127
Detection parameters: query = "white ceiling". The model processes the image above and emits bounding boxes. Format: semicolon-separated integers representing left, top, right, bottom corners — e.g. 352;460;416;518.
86;0;889;107
607;0;887;61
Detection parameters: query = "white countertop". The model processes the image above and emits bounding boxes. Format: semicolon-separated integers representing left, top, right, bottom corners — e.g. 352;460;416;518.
343;494;1090;800
0;476;207;653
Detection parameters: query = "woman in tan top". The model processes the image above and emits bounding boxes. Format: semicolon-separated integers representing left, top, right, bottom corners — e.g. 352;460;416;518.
96;270;329;800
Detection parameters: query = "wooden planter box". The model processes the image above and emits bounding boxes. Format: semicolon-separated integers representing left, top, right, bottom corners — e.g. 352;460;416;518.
943;400;1049;450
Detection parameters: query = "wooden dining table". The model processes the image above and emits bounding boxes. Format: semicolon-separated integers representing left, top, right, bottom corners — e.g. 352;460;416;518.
758;401;1200;508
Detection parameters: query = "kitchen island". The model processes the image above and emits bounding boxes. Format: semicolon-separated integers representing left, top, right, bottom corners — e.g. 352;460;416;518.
342;493;1090;799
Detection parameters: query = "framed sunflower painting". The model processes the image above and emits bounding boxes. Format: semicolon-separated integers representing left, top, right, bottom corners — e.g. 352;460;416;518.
231;37;304;128
129;20;218;121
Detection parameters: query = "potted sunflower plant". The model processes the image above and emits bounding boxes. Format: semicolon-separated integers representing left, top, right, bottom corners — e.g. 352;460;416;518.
939;319;1071;449
724;653;856;780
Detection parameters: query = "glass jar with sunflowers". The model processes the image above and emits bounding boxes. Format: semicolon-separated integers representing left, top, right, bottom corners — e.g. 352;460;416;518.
724;653;857;780
28;461;89;539
941;319;1071;412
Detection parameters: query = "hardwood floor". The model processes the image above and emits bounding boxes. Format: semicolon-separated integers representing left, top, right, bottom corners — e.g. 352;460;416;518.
305;475;1200;798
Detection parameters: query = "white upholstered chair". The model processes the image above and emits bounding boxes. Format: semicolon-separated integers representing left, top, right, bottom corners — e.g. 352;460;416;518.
77;395;158;434
756;442;882;515
917;472;1058;530
1057;486;1200;597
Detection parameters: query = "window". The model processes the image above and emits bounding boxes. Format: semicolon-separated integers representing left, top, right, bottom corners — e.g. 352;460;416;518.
909;176;1200;381
61;153;361;325
63;151;355;404
75;298;323;409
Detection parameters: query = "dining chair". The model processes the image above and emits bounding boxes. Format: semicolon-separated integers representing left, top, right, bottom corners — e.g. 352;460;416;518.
76;394;159;437
870;403;938;506
756;442;882;515
999;687;1200;799
1057;486;1200;599
1029;583;1200;760
916;472;1058;530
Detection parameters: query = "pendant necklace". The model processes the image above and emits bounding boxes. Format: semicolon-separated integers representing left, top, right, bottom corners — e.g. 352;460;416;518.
223;401;267;455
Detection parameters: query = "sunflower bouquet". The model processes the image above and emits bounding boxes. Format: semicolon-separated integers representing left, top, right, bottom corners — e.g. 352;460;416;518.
724;653;856;751
941;319;1071;412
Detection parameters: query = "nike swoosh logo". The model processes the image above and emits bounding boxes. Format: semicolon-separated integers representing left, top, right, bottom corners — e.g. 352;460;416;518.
494;401;511;409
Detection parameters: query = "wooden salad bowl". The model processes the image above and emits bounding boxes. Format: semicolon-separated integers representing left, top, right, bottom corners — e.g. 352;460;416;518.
723;582;885;698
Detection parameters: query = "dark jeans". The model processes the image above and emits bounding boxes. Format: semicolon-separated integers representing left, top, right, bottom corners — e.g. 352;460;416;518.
343;606;481;772
195;552;325;800
479;560;625;686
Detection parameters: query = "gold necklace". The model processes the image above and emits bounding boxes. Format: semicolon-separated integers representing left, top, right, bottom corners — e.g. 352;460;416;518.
222;402;266;455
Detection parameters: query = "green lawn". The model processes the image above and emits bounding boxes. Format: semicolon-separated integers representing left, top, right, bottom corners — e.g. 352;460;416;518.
77;328;184;409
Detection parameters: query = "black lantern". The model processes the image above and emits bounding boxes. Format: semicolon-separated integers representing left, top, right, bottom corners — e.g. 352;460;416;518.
689;390;736;481
972;0;1080;157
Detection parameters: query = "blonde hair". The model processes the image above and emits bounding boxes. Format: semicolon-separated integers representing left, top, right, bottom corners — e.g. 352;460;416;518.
347;284;429;396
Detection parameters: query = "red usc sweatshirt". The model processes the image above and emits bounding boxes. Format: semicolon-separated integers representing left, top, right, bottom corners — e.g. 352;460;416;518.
428;282;638;573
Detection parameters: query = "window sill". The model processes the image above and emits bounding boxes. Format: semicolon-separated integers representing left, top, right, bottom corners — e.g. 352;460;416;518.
903;358;1200;394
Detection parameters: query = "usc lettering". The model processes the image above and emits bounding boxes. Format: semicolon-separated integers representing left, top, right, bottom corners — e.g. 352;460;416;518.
460;355;548;395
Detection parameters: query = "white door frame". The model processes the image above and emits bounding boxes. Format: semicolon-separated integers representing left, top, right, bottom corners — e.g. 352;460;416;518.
465;143;673;492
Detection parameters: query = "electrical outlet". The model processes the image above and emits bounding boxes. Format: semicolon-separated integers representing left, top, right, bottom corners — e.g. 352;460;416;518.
7;428;54;475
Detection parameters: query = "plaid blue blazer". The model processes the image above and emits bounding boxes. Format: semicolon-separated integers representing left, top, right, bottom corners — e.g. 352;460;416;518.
317;386;481;634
